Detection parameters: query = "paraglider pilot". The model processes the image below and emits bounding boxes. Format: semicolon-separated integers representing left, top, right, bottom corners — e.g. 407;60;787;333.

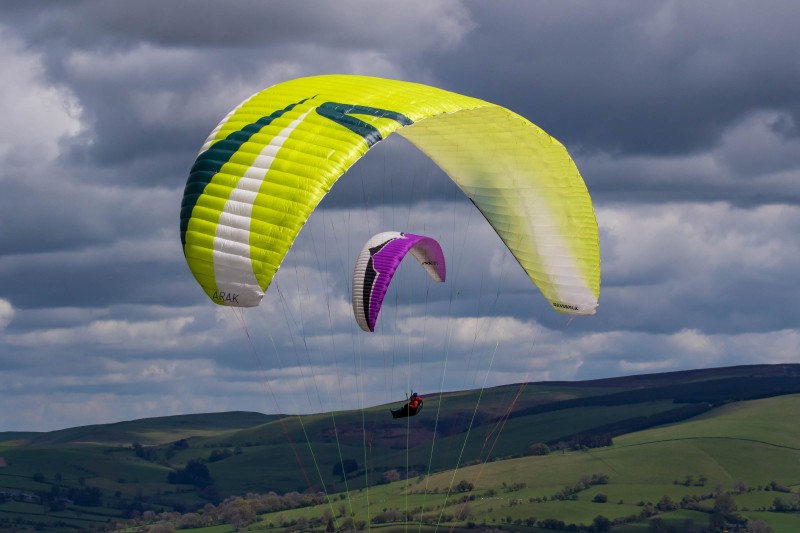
391;392;423;419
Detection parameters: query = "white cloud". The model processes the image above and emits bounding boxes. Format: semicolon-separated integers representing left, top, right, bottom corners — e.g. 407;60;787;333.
0;298;13;329
5;315;198;350
668;328;721;358
599;202;799;286
0;31;82;164
618;359;675;374
581;327;800;379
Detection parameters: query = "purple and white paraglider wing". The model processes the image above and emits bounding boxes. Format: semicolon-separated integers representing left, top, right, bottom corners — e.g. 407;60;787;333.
352;232;446;332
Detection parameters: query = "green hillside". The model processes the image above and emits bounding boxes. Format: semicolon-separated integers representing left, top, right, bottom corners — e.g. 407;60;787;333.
122;392;800;532
1;364;799;532
0;411;276;447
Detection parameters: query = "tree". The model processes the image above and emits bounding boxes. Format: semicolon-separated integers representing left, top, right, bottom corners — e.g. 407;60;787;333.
382;469;400;484
340;516;362;532
593;473;609;484
747;519;774;533
772;496;789;512
226;506;255;531
592;514;611;532
322;508;335;532
149;523;175;533
529;442;550;456
133;442;158;461
768;480;791;493
592;494;608;503
208;449;232;462
70;486;103;506
656;495;677;512
167;459;213;487
713;491;736;513
456;480;474;493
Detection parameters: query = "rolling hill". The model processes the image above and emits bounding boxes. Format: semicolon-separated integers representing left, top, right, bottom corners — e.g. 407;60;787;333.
1;363;799;531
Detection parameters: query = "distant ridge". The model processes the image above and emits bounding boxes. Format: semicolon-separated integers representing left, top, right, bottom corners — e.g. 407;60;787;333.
0;411;277;446
528;362;800;388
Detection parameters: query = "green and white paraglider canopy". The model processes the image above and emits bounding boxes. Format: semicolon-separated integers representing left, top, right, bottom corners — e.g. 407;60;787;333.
180;74;600;315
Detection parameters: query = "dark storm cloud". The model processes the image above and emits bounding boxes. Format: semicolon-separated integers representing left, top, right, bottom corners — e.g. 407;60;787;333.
47;48;248;173
427;1;800;157
772;105;800;140
3;0;469;51
0;251;197;309
579;109;800;207
3;0;472;173
0;172;182;253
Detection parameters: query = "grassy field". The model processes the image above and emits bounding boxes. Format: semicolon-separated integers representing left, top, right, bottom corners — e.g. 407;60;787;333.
139;392;800;532
617;393;800;448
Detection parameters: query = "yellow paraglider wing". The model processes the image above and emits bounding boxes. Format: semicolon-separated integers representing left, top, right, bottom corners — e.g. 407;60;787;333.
180;74;600;314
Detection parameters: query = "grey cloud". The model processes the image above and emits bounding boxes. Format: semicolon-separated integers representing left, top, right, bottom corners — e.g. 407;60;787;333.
771;106;800;140
5;1;473;171
5;0;472;52
0;243;195;309
580;110;800;208
426;1;800;158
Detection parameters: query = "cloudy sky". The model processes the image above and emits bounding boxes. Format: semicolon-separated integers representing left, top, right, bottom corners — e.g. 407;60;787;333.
1;1;798;432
